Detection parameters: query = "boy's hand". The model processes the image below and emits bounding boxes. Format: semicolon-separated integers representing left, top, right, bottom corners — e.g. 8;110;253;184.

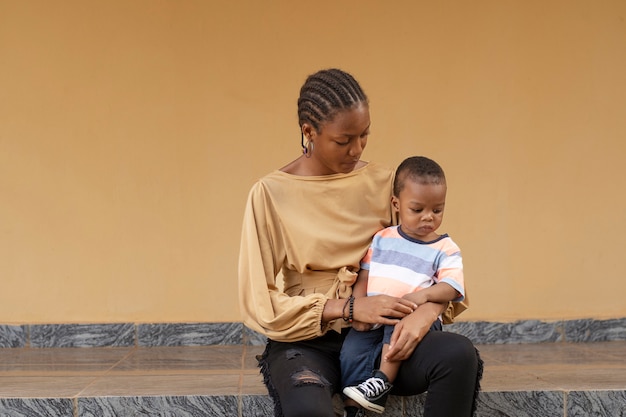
385;302;445;361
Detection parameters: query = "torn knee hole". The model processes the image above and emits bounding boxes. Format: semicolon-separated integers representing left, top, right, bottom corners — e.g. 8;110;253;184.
291;368;330;387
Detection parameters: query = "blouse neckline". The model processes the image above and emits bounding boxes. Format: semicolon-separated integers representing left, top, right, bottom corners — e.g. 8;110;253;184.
274;161;374;180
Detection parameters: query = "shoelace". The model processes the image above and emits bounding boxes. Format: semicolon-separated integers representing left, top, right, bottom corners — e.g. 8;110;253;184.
357;377;387;396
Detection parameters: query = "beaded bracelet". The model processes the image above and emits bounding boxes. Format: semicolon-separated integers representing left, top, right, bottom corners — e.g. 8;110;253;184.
342;296;355;323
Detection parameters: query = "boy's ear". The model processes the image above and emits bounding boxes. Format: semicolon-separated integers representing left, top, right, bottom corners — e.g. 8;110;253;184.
391;195;400;211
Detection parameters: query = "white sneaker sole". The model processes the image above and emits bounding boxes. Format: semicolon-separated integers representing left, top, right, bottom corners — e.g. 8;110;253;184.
343;386;385;414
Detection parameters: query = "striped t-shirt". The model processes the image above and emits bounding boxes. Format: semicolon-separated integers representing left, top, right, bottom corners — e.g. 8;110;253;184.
362;225;465;301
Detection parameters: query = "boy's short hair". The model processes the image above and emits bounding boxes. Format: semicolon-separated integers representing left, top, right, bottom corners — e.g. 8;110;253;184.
393;156;446;197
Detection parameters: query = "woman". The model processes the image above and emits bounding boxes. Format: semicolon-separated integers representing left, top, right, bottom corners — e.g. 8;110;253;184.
238;68;482;417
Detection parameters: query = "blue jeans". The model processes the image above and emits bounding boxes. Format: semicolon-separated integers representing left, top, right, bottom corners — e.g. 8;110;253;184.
340;320;442;388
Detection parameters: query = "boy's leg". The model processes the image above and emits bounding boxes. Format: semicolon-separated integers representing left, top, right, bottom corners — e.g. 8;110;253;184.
377;319;442;382
342;325;394;414
342;367;393;413
339;327;384;388
378;324;400;381
378;343;401;382
340;327;385;413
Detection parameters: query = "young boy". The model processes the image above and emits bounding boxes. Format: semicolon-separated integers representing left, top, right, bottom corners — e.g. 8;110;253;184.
340;156;465;416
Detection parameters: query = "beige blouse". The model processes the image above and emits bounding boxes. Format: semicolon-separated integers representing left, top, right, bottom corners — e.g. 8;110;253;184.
238;162;396;342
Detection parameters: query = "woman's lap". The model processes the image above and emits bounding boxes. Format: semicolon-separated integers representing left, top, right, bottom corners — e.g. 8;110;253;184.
260;329;482;417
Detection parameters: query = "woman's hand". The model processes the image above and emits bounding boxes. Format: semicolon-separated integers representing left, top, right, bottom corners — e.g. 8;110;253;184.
384;302;446;362
352;295;417;326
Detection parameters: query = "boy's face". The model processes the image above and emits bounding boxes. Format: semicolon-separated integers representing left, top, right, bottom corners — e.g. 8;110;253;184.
392;178;447;241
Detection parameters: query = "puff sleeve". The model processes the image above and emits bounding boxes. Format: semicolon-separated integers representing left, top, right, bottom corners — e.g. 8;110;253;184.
238;182;330;342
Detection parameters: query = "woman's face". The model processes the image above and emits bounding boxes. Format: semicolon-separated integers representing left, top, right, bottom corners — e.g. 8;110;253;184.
304;104;370;175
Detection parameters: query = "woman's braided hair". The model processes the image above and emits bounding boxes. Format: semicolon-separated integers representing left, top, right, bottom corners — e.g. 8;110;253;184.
297;69;368;131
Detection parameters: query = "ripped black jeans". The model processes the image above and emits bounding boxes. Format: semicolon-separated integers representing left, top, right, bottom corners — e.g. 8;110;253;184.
258;328;483;417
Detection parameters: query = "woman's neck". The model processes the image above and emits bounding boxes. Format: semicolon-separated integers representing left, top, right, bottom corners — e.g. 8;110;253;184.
280;155;367;176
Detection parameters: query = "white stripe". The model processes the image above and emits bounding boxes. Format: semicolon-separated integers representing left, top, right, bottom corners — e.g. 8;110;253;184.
370;263;434;288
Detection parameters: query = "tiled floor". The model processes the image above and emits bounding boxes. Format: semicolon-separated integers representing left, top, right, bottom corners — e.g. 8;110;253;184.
0;342;625;416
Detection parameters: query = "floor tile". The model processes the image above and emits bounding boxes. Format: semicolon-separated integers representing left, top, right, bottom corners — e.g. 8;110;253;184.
480;365;561;392
476;391;564;417
79;374;242;396
111;346;243;373
243;345;264;370
531;367;626;390
78;395;239;417
0;348;133;375
0;398;74;417
479;343;600;366
0;376;95;397
574;341;626;359
567;391;626;417
240;373;267;395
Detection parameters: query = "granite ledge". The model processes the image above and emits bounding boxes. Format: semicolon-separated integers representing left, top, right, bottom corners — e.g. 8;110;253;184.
1;318;625;348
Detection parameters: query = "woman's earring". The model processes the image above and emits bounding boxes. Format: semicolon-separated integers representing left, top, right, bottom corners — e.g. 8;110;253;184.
301;132;313;158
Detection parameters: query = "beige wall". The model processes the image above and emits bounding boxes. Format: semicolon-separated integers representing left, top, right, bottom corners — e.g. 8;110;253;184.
1;0;625;324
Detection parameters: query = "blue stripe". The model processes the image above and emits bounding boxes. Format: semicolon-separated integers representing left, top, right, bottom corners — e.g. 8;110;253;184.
372;249;436;276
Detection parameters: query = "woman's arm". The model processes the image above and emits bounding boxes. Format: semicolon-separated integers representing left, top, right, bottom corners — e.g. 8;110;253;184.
348;269;373;331
321;266;417;327
323;296;418;329
239;184;331;342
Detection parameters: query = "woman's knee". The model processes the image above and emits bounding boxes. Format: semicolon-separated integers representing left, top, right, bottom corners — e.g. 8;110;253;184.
279;385;336;417
426;332;480;380
446;334;478;364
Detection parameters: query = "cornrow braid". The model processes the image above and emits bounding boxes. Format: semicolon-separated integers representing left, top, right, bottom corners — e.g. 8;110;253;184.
297;69;368;131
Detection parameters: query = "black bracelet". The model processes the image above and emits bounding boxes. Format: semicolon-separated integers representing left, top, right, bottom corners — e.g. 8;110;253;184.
342;297;351;321
342;296;355;322
348;296;354;323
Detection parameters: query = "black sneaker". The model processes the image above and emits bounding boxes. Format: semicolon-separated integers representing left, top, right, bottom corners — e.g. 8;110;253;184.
343;405;366;417
342;370;392;414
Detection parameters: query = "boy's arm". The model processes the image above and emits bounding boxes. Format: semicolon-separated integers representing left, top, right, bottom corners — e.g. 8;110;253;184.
352;268;368;298
403;282;459;306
